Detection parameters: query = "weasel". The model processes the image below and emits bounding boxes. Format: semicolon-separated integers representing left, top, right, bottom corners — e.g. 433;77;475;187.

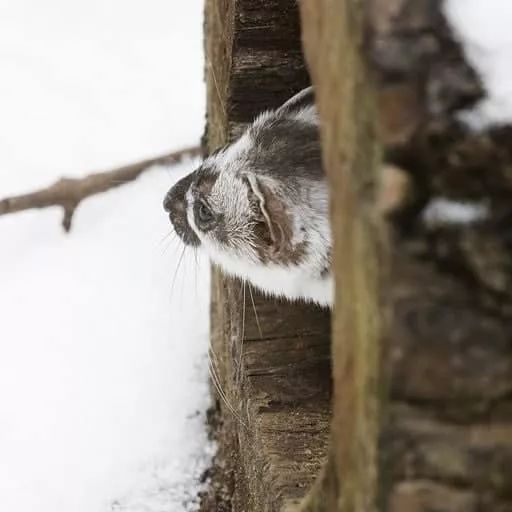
163;87;333;307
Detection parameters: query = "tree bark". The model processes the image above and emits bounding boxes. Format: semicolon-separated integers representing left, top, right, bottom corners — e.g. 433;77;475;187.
299;1;384;511
202;1;330;511
300;0;512;511
202;0;512;511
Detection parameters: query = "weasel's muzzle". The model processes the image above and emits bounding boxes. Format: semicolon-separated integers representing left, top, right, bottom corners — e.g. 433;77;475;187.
163;172;200;247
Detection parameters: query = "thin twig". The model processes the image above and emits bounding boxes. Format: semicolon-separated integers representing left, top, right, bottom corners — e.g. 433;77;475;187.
0;145;201;232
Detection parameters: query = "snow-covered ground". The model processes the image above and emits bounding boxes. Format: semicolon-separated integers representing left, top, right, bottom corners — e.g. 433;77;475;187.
445;0;512;127
0;1;212;512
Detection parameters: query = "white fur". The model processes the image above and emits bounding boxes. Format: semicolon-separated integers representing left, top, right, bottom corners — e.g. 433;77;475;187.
183;86;333;307
205;244;333;306
186;172;333;306
209;131;254;171
289;104;318;125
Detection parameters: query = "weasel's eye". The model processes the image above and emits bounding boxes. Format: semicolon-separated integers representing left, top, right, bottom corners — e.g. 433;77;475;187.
196;200;214;227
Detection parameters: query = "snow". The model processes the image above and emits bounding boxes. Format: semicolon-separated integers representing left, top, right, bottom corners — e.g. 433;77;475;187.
445;0;512;127
422;197;489;228
0;2;213;512
417;2;512;224
0;0;205;195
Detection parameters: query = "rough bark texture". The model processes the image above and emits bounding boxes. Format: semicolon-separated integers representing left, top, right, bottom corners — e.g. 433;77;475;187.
202;0;512;511
300;0;512;511
201;1;331;511
299;1;384;512
371;2;512;510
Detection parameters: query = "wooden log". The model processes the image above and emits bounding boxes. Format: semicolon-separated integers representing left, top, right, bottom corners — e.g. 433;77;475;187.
299;1;384;511
201;1;331;511
299;0;512;511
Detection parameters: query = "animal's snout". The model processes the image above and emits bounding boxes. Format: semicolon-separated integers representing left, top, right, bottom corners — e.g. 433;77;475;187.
163;172;201;247
162;190;174;213
163;180;188;228
163;186;185;216
163;171;194;218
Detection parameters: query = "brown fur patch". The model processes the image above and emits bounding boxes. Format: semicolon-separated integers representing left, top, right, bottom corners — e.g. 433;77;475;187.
250;181;307;266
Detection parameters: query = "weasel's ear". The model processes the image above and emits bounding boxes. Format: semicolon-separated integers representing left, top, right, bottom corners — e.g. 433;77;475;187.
244;175;289;255
276;86;315;116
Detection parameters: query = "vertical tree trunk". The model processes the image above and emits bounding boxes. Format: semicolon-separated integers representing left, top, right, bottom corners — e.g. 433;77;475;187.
299;1;384;511
300;1;512;511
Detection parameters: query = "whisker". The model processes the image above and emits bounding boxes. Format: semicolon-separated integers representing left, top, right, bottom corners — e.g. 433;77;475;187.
159;230;174;245
162;235;179;256
169;244;186;301
193;247;199;301
205;53;227;118
236;279;247;383
179;247;188;304
160;230;179;254
248;283;263;339
208;346;246;427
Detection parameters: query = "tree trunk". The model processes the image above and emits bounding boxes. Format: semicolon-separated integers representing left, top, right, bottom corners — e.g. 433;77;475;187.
202;1;331;511
299;1;384;511
202;0;512;511
300;0;512;511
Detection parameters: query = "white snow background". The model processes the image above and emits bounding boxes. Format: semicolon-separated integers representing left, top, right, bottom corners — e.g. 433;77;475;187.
0;1;213;512
445;0;512;128
424;1;512;225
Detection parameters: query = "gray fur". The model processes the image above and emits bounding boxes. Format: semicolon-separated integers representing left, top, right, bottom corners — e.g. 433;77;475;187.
163;87;333;307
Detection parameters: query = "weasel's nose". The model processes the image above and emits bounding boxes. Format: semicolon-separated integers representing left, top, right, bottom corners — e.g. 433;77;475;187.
163;171;197;214
163;185;187;219
163;189;173;213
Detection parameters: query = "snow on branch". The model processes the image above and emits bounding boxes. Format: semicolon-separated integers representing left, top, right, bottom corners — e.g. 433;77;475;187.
0;146;201;232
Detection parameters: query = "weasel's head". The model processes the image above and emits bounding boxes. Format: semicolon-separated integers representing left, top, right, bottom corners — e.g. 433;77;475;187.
163;87;325;270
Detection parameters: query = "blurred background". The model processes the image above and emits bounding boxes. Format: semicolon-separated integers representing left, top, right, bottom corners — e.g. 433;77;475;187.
0;1;212;511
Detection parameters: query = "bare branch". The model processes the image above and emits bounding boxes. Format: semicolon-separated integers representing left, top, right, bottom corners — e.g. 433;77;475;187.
0;146;201;231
